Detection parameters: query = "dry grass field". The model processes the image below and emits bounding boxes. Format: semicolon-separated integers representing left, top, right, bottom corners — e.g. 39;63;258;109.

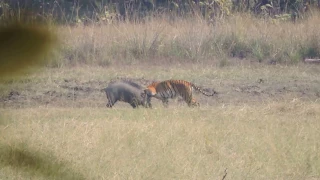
1;65;320;180
1;102;320;180
1;13;320;180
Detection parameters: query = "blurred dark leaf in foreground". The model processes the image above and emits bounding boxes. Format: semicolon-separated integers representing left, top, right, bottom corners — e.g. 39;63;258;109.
0;23;57;79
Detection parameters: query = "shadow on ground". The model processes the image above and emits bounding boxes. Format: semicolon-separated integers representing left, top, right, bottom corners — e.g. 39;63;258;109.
0;144;86;180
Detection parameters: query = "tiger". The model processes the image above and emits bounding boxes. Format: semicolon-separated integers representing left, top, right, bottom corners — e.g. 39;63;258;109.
142;80;217;107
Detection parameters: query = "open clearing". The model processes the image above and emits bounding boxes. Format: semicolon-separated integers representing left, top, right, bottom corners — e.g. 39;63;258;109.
1;64;319;108
1;64;320;179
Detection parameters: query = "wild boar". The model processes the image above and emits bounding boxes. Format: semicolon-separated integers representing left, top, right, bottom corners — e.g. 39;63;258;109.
103;81;151;108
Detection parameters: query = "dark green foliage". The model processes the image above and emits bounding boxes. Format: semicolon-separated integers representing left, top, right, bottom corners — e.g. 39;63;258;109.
2;0;319;24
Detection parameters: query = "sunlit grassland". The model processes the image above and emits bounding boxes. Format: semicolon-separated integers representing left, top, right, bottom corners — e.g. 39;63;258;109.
1;101;320;179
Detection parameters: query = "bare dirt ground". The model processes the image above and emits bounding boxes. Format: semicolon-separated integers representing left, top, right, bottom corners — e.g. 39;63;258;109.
1;64;319;108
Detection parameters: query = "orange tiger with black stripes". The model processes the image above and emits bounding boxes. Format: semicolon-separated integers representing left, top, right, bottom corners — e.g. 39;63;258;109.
143;80;217;107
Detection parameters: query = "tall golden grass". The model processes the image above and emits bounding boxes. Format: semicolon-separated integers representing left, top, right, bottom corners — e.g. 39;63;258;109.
1;101;320;179
50;12;320;67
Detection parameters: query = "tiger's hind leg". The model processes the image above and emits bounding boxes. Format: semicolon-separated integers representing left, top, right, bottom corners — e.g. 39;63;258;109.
181;90;199;107
177;85;198;107
190;98;200;107
186;97;200;107
162;98;169;108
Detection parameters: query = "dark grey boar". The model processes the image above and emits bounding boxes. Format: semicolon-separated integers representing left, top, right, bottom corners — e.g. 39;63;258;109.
103;81;151;108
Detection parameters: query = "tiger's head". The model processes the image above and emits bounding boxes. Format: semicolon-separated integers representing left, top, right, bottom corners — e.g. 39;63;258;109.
143;81;159;97
140;81;160;108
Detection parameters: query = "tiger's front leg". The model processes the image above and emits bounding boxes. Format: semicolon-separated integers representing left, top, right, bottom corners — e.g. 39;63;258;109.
141;91;153;108
146;95;152;108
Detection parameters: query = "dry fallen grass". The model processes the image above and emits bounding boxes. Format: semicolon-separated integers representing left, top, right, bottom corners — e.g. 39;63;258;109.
1;101;320;179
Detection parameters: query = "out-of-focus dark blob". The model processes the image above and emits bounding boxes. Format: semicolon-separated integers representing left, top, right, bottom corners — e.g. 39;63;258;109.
0;23;57;78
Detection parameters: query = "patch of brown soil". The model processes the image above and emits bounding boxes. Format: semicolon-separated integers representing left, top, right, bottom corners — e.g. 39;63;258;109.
1;76;319;108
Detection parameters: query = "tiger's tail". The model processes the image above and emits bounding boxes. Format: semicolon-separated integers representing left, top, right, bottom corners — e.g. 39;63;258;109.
191;83;217;96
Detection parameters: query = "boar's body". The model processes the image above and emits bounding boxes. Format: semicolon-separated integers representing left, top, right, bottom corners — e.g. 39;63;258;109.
104;81;148;108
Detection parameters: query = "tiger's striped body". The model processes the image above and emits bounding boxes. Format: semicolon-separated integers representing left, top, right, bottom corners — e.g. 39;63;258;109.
143;80;217;107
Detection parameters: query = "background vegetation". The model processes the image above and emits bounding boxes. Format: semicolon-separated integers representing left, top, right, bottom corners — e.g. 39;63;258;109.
50;13;320;67
2;0;319;22
0;0;320;66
